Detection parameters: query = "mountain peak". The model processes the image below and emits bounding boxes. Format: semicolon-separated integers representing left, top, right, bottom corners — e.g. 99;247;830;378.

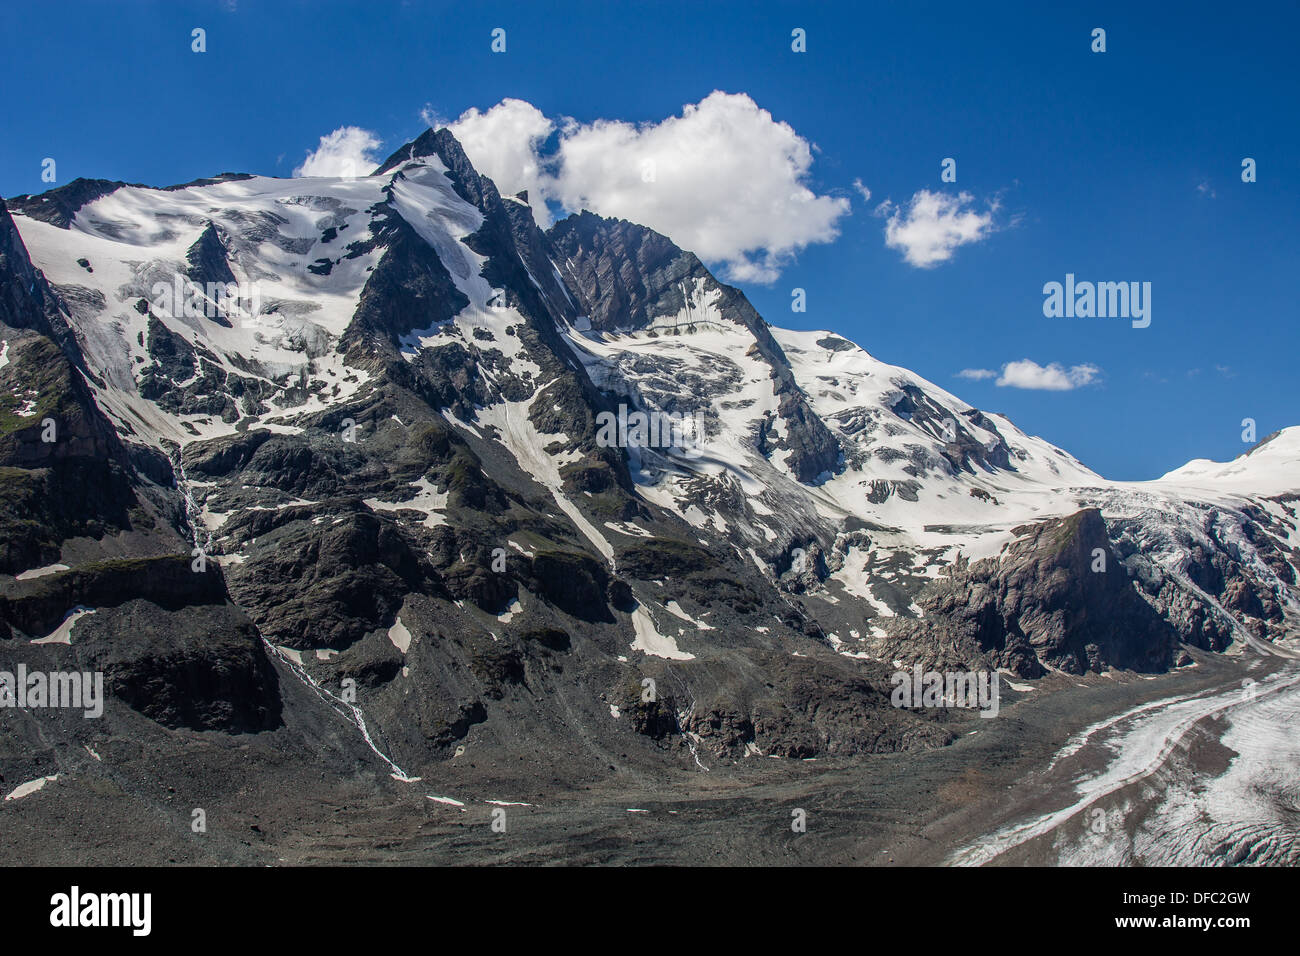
372;127;470;177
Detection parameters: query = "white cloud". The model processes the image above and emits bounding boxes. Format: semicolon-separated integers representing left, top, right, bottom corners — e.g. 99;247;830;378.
438;92;850;283
294;126;382;178
448;99;556;224
419;104;449;129
551;93;850;283
881;189;998;268
996;359;1101;391
956;368;996;381
852;178;872;202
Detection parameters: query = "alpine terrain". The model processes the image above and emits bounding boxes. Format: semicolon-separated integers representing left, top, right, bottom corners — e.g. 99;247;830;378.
2;127;1298;865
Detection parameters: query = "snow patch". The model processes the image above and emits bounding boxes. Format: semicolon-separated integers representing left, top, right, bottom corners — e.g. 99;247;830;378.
630;604;695;660
5;774;58;802
15;563;70;580
31;607;95;645
387;617;412;654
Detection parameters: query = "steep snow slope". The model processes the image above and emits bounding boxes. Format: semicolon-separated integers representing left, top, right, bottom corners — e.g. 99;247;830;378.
13;175;387;446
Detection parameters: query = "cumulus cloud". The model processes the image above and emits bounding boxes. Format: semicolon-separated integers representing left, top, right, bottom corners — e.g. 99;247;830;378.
881;189;998;268
996;359;1101;391
956;368;996;381
437;92;851;283
448;99;556;222
294;126;382;178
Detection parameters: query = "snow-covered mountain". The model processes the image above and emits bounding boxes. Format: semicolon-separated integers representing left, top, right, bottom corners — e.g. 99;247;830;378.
2;127;1297;786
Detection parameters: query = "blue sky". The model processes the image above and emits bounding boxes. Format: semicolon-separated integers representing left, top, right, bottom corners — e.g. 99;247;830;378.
2;0;1296;479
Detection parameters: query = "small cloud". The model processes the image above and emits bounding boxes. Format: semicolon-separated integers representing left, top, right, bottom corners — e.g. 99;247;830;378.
1197;180;1217;199
1215;364;1235;378
293;126;382;178
851;178;872;203
956;368;996;381
996;359;1101;391
419;103;450;129
881;189;999;268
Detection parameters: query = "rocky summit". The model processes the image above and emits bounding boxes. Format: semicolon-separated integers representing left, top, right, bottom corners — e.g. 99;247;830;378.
1;128;1298;864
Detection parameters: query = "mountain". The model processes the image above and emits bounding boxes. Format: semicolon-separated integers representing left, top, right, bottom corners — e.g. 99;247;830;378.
2;128;1297;850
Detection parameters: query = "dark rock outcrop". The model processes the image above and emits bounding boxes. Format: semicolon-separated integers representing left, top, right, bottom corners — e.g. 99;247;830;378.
881;509;1182;676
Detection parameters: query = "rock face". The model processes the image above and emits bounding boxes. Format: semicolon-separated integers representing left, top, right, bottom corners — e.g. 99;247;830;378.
548;211;843;483
6;178;133;229
876;510;1182;677
1;126;1297;816
76;600;283;733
